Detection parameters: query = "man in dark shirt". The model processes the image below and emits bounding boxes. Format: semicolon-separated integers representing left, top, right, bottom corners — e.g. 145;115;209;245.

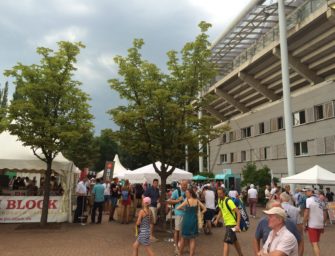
326;187;334;202
109;178;120;221
144;178;160;241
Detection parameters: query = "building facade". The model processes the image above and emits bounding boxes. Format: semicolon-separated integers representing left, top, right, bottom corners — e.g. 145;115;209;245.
206;0;335;178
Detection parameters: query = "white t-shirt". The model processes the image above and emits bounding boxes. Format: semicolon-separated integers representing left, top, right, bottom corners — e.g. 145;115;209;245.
103;183;111;196
248;188;258;199
204;190;215;209
262;226;298;256
76;181;87;195
306;195;324;229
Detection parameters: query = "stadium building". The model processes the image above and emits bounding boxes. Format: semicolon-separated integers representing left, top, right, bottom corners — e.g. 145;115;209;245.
205;0;335;178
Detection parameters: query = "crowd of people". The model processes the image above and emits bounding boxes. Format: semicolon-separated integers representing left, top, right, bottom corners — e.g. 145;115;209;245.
73;176;334;256
8;175;63;196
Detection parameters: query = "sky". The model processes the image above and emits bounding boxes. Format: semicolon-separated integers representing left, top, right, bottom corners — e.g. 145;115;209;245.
0;0;250;134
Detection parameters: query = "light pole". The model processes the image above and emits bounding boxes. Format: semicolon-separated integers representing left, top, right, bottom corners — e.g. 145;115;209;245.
277;0;295;188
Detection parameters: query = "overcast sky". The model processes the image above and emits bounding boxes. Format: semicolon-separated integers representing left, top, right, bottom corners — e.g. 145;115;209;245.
0;0;250;134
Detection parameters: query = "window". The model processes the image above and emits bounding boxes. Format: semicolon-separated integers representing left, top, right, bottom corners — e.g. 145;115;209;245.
222;133;227;144
220;154;227;164
259;122;265;134
277;117;284;130
241;150;246;162
293;110;306;126
229;131;235;141
264;147;270;160
315;105;324;120
230;152;234;163
294;141;308;156
241;126;252;138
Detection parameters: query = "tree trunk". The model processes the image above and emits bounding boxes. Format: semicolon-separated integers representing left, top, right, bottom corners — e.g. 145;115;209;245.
40;160;52;226
159;174;167;231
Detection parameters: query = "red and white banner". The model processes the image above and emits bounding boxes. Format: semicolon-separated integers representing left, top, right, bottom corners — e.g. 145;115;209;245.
0;196;67;223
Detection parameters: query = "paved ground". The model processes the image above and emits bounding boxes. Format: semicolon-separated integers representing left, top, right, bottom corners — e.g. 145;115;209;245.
1;207;334;256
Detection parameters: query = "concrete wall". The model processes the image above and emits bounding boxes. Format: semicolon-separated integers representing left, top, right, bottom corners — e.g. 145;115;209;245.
209;80;335;177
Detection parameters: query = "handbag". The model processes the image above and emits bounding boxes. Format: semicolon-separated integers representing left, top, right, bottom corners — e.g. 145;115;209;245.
197;201;204;230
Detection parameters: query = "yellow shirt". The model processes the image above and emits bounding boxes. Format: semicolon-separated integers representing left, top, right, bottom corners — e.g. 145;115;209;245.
218;197;237;226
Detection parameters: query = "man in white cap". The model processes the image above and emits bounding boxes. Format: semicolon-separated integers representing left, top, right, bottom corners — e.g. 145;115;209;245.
248;184;258;218
258;207;298;256
303;186;326;256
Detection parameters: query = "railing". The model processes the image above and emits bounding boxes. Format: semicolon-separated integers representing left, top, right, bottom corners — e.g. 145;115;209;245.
209;0;328;90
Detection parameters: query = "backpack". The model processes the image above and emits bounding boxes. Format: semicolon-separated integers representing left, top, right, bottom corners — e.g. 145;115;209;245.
225;198;250;232
121;190;129;201
173;188;183;208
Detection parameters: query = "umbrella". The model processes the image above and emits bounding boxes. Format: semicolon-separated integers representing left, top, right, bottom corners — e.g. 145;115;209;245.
192;175;207;181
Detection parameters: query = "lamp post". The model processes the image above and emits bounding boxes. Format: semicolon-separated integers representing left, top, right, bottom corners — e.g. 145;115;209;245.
277;0;295;189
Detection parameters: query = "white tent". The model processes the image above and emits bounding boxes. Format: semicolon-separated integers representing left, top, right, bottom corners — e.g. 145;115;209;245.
281;165;335;185
124;161;193;184
0;131;76;175
96;154;129;179
0;131;77;222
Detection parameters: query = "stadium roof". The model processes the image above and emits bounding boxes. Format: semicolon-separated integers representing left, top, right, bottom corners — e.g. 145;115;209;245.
210;0;305;77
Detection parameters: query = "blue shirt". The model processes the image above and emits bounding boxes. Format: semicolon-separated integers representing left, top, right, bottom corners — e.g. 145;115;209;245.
255;216;301;244
144;186;160;207
92;183;105;202
171;188;186;216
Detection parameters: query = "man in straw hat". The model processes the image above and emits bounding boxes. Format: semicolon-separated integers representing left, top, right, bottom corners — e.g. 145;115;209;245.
257;207;298;256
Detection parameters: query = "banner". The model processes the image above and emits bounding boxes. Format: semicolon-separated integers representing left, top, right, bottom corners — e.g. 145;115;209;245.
103;161;114;181
0;196;67;223
327;202;335;224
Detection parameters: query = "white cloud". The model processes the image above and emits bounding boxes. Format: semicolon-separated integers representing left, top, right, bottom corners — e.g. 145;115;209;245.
97;54;118;75
187;0;250;25
50;0;95;16
75;58;101;83
43;26;87;45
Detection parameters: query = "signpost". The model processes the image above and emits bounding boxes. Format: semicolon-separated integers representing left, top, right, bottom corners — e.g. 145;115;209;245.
103;161;114;181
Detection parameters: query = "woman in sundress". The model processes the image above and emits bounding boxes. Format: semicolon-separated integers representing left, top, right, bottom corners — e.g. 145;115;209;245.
176;188;206;256
132;197;155;256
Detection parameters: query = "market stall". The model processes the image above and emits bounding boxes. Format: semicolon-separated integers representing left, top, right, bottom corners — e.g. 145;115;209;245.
0;131;77;223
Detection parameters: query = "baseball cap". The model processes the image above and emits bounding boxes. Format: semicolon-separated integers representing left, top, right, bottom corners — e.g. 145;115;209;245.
263;207;287;219
143;197;151;205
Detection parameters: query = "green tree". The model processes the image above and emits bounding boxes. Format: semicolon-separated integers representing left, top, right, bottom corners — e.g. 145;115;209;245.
0;81;9;131
93;129;119;172
5;41;93;226
63;129;100;170
109;22;226;228
241;162;272;204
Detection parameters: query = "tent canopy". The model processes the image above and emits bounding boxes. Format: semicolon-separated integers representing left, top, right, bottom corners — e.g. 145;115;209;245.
281;165;335;185
124;161;193;184
192;175;207;181
0;131;76;175
215;169;239;180
96;154;129;179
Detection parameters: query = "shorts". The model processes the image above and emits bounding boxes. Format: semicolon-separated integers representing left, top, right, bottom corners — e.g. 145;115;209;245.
224;225;237;244
308;228;323;243
150;207;158;224
104;195;111;202
204;208;216;221
111;197;118;207
122;197;131;206
175;215;184;231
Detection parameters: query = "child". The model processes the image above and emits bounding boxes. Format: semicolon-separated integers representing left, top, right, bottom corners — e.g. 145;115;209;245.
132;197;155;256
